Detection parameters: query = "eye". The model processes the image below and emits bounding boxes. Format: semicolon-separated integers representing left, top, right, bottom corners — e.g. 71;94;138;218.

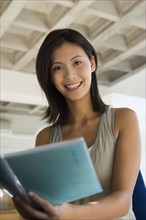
74;60;81;66
52;65;63;72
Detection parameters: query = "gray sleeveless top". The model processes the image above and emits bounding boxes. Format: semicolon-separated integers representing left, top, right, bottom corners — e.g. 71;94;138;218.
50;107;135;219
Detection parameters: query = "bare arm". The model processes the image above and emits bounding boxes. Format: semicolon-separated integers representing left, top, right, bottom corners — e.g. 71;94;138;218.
35;126;51;147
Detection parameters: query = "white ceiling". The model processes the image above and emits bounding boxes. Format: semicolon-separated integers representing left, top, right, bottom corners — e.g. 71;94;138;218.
1;0;145;83
0;0;146;154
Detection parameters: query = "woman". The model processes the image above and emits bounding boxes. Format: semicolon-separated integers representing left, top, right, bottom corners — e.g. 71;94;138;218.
13;29;141;219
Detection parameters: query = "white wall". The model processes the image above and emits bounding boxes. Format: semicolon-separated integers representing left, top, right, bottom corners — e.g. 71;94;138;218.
1;69;47;106
110;66;145;99
103;92;146;183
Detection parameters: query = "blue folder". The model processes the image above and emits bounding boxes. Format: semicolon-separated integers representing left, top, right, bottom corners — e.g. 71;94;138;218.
1;138;103;207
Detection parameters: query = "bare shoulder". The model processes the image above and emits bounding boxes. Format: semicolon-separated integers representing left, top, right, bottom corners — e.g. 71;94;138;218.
115;108;137;119
115;107;138;119
35;126;52;147
114;107;139;135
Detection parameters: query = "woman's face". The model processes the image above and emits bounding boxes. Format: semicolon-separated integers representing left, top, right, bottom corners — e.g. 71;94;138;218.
50;42;96;102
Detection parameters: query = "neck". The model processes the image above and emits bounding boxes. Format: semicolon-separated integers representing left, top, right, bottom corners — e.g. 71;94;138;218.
66;95;98;125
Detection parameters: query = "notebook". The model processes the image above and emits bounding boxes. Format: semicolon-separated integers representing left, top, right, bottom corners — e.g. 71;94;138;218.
0;137;103;209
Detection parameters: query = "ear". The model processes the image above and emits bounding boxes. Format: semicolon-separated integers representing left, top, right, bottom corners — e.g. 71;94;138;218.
90;55;96;72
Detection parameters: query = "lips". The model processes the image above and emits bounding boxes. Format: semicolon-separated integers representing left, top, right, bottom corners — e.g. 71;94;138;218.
64;82;82;89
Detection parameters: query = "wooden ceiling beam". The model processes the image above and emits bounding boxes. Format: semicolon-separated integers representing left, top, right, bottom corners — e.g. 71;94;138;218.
1;33;28;51
50;0;75;8
87;0;119;21
92;1;145;47
111;60;132;72
1;53;13;69
131;12;146;29
52;0;96;29
14;9;49;32
99;34;128;51
97;38;145;74
14;0;96;69
0;0;29;38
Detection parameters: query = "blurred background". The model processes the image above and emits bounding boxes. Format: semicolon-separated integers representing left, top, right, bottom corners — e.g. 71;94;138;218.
0;0;145;218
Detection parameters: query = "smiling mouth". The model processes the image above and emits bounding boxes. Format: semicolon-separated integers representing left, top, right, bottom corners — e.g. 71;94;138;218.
64;82;82;90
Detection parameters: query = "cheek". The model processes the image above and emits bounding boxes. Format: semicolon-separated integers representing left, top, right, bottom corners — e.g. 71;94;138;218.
81;61;92;72
81;64;92;79
51;73;59;83
51;74;63;89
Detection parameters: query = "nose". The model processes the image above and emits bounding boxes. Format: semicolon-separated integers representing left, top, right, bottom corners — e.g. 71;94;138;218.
64;66;76;80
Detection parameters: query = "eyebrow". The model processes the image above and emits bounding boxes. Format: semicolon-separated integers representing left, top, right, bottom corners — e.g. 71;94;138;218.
71;55;83;60
52;55;83;65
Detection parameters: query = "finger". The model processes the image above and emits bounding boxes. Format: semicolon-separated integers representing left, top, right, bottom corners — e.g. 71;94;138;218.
28;192;60;216
12;197;29;219
13;197;49;220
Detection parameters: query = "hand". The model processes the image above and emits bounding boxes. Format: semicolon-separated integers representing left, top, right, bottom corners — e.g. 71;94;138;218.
12;192;61;220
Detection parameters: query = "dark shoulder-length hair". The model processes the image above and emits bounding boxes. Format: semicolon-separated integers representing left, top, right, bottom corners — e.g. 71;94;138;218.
36;28;107;125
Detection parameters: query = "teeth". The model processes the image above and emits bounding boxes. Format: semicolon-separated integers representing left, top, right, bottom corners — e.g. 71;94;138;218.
65;82;81;89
